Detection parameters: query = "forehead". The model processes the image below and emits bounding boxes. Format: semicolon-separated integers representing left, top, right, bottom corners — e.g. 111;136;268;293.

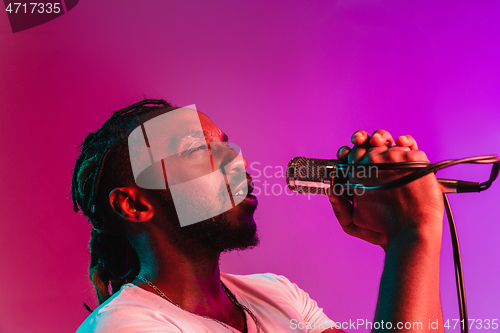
136;106;224;152
148;107;210;133
182;111;224;140
197;112;219;132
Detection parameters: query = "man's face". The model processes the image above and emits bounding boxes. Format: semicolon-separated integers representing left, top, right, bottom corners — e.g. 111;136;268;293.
129;106;259;251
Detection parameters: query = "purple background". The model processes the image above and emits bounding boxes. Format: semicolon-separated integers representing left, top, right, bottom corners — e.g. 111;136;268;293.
1;1;499;332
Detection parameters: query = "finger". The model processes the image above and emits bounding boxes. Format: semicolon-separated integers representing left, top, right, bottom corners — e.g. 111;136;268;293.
369;129;396;147
395;135;418;150
348;134;374;164
348;143;371;164
327;189;387;248
387;146;411;152
337;146;351;159
351;130;370;146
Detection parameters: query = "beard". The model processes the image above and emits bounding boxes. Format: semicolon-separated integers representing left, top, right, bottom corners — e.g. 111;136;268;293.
179;210;259;253
154;190;260;255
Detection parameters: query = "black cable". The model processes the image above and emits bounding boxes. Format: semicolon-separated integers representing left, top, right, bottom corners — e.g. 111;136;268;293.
443;194;468;333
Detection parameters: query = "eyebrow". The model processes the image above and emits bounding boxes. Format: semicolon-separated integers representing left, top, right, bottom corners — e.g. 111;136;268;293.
178;130;228;142
201;130;228;143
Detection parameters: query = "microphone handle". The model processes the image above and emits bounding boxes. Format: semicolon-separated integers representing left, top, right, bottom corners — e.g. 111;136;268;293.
438;178;481;193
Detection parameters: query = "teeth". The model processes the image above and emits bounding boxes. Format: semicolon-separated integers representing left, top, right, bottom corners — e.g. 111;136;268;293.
235;189;246;196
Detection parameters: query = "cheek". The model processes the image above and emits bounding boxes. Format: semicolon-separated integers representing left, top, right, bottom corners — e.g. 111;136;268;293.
168;171;233;227
164;157;214;186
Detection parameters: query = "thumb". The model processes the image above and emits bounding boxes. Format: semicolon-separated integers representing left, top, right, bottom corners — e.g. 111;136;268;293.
327;186;354;227
327;187;387;249
327;187;356;232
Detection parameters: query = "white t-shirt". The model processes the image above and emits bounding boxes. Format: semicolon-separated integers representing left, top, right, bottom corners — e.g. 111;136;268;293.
76;273;334;333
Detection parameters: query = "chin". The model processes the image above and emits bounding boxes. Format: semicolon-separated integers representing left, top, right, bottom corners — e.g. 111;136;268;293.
177;203;260;254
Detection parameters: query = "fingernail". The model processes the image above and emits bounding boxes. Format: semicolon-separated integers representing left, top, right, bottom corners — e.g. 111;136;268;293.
372;133;382;141
351;132;364;144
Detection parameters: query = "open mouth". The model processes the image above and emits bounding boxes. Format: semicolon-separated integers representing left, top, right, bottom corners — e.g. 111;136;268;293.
233;188;248;196
227;174;258;209
229;174;254;198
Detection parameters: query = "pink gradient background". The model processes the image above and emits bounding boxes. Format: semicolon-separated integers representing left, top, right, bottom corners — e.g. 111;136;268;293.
1;1;499;332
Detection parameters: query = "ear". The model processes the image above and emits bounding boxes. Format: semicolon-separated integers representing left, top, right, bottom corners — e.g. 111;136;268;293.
109;187;155;223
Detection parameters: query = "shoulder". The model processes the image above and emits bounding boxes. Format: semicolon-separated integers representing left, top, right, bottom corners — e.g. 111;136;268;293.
221;272;307;296
76;284;180;333
221;272;316;312
221;272;295;286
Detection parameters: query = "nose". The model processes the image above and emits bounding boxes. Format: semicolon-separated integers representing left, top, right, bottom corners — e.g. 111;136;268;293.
219;144;247;175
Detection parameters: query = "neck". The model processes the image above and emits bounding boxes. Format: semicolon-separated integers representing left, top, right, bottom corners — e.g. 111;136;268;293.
127;213;250;332
133;226;231;316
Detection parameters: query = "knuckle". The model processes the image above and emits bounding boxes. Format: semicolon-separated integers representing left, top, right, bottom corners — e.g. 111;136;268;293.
406;151;420;161
413;150;428;161
367;149;381;162
386;149;402;161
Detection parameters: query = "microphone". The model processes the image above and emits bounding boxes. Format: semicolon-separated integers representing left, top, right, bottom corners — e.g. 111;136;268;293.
286;157;482;195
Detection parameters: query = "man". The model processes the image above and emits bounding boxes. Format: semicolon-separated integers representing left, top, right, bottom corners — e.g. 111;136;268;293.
73;99;444;332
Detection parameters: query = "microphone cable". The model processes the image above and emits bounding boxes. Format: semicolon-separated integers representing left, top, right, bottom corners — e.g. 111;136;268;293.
444;193;468;333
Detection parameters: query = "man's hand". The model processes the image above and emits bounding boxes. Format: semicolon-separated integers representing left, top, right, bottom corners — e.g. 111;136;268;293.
327;129;444;250
327;129;445;332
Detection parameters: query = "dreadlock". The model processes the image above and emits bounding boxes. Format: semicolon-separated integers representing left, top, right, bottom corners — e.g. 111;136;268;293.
72;99;174;305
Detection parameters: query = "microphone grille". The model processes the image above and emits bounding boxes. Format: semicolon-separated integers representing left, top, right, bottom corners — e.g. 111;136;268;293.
287;157;334;195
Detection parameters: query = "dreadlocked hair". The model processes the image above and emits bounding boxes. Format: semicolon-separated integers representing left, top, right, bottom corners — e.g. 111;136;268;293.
72;99;174;305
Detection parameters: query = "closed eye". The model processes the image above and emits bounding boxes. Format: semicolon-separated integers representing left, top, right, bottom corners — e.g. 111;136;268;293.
181;140;209;157
190;144;208;153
